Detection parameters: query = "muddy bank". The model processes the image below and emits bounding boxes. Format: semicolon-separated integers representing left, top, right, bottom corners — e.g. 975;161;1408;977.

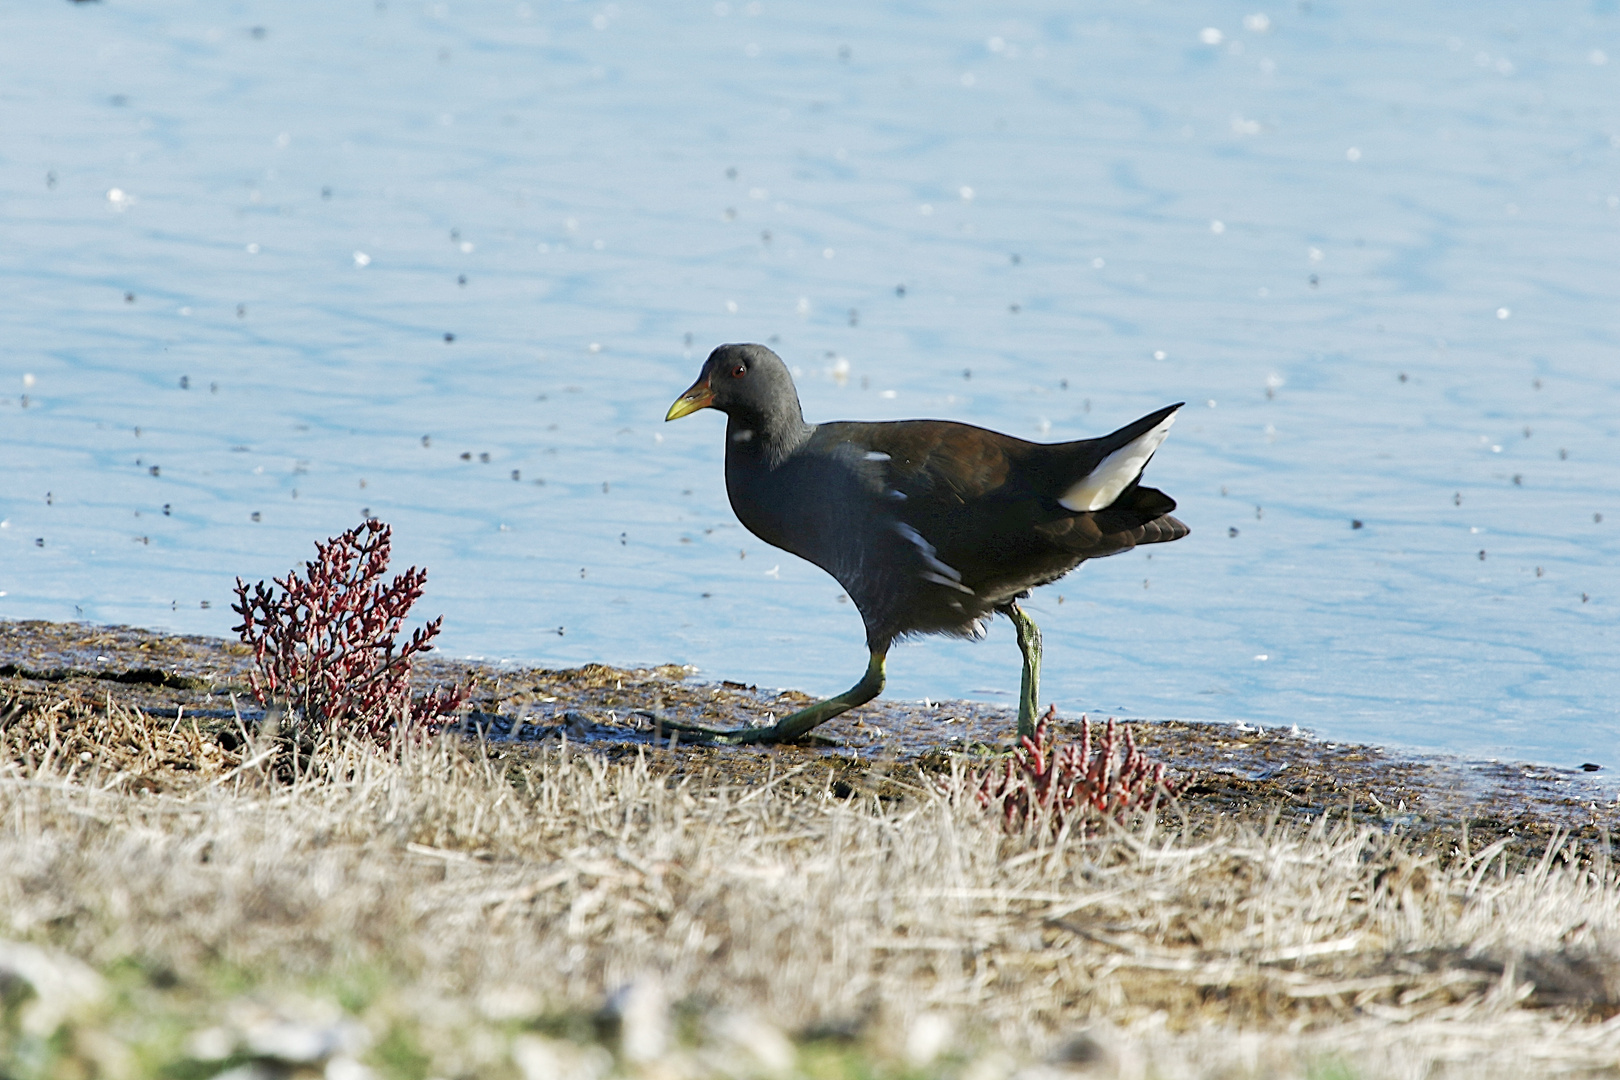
2;618;1614;861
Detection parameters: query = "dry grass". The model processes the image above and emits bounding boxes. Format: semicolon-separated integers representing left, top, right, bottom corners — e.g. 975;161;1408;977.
3;690;1620;1079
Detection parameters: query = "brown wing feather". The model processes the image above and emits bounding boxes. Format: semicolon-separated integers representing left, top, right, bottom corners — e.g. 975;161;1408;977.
857;421;1024;499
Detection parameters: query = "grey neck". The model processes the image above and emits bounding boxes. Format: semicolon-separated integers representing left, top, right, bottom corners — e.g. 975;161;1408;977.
725;410;814;467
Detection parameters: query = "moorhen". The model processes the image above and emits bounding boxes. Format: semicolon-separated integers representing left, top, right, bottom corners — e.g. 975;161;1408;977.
663;343;1188;743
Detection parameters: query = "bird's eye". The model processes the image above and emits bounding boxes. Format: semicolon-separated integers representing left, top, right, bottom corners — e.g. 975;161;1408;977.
730;364;747;379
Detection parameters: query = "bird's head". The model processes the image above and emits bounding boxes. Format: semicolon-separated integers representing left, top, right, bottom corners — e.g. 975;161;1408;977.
665;343;803;432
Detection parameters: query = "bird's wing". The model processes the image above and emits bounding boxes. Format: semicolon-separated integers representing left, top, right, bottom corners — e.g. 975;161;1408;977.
817;420;1028;502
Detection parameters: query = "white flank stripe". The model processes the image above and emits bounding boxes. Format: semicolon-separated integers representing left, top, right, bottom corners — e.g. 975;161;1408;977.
894;522;976;594
921;571;975;595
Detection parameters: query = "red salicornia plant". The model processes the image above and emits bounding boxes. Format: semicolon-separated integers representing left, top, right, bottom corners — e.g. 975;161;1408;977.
231;519;466;743
968;706;1183;835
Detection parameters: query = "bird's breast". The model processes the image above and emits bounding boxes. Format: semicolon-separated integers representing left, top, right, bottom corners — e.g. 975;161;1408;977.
724;448;886;576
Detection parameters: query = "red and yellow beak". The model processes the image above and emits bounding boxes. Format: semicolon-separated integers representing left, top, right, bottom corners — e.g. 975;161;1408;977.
665;376;715;421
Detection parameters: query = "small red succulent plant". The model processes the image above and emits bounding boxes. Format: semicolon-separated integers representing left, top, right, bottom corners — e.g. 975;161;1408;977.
968;706;1184;835
231;519;466;742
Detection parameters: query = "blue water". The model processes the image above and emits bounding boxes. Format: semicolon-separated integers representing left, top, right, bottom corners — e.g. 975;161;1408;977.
2;0;1616;766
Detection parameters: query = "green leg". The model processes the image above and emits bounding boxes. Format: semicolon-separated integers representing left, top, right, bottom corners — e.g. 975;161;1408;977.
1002;600;1043;737
653;652;886;745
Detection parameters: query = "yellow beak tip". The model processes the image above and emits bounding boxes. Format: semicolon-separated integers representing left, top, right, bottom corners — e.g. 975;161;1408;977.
665;386;714;421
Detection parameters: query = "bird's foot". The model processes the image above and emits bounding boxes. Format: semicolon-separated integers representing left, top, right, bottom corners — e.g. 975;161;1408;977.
634;652;886;747
635;711;840;746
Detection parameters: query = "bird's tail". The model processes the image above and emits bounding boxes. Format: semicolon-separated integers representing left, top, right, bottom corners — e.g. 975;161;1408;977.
1056;403;1182;512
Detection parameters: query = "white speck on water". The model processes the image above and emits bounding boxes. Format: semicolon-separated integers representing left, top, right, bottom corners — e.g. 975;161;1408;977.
1092;257;1105;268
178;306;191;315
1255;654;1269;661
1496;307;1511;319
918;204;934;215
1210;219;1225;233
275;131;290;148
725;300;738;313
1207;399;1218;408
1346;147;1362;161
880;389;896;399
352;251;371;267
1591;49;1609;66
959;185;974;200
1153;350;1167;360
1244;13;1271;32
765;565;779;577
1309;247;1324;262
987;36;1005;53
796;296;810;315
1200;27;1224;45
245;243;259;254
22;374;35;388
960;72;976;87
822;248;834;259
588;342;602;353
459;241;475;253
1491;445;1502;453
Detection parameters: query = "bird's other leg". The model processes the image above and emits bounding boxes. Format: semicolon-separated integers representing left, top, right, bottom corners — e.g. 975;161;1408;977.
652;652;886;745
1000;599;1043;737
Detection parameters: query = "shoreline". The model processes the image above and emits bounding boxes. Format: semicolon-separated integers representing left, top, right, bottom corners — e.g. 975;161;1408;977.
3;617;1615;861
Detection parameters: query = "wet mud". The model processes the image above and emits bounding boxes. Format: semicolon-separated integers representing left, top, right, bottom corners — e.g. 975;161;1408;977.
3;618;1615;863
